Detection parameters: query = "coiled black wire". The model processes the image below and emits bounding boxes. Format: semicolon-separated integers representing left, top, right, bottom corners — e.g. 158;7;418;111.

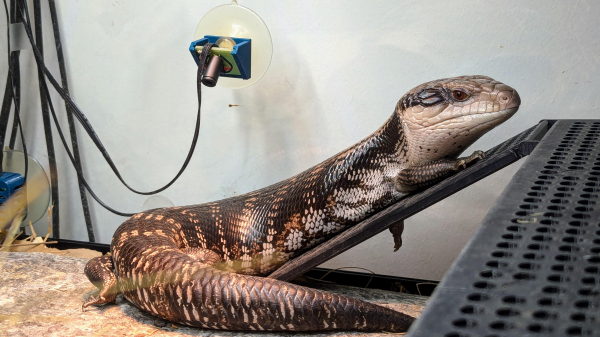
12;0;216;216
18;0;211;195
2;0;28;181
33;0;61;237
48;0;95;241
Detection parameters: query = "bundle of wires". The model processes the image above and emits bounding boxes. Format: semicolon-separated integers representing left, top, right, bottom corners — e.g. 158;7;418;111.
2;0;217;219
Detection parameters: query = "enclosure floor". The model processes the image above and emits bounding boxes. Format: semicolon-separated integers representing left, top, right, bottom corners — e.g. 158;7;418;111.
0;252;426;337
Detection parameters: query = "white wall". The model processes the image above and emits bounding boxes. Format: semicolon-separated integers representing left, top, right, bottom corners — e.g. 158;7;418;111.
1;0;599;281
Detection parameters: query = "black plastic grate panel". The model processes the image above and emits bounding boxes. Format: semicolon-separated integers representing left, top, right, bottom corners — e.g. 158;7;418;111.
485;124;537;157
407;120;600;337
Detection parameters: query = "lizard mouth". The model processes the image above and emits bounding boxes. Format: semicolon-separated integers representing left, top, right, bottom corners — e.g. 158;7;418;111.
494;106;520;121
429;106;520;127
492;106;519;119
499;106;519;115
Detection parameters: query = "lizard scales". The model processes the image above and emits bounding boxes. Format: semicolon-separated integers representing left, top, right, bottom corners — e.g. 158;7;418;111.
84;75;520;332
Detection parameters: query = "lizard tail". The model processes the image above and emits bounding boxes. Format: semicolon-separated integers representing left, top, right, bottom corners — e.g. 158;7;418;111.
88;224;415;332
103;247;414;332
121;263;414;332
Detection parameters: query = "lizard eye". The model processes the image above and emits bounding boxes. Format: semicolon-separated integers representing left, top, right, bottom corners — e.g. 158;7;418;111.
452;90;469;101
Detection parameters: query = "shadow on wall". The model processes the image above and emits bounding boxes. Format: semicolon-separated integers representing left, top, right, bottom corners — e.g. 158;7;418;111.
224;35;325;192
213;35;449;200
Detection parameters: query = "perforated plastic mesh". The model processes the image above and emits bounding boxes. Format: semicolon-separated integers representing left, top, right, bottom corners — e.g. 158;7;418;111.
485;124;537;157
407;120;600;337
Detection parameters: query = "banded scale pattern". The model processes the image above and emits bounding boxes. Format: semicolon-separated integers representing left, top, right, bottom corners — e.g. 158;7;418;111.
84;75;521;332
136;112;407;276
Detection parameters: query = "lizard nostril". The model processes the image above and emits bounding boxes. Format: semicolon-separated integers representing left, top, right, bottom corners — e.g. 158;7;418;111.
497;90;520;108
498;92;511;103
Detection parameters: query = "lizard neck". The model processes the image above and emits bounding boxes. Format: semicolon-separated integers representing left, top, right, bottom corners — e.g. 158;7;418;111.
317;110;405;191
340;109;408;168
306;109;408;231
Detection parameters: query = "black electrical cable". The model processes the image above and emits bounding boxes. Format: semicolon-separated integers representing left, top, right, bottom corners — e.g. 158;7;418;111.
5;55;20;149
0;62;16;155
17;1;209;197
17;0;215;216
2;0;130;218
221;56;234;74
2;0;29;182
13;0;131;216
0;36;17;159
15;0;217;216
7;96;18;147
1;0;19;161
47;0;95;241
35;48;213;216
1;0;30;242
1;0;13;152
33;0;61;238
7;0;20;149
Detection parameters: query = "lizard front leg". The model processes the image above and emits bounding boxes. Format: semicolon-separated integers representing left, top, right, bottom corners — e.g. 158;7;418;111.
389;220;404;252
389;151;484;250
394;150;485;193
82;255;120;311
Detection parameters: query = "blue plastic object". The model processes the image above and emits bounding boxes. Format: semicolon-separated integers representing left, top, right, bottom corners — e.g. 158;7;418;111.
0;172;24;205
189;35;251;80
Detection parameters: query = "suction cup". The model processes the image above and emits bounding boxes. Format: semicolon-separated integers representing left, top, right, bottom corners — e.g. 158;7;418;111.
194;1;272;89
142;195;174;211
2;150;51;224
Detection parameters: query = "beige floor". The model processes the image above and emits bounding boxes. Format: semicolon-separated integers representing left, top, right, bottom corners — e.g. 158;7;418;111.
0;252;426;337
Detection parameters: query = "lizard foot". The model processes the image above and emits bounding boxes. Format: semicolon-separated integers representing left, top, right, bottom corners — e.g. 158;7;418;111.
453;150;485;170
82;255;119;311
82;292;116;312
389;220;405;252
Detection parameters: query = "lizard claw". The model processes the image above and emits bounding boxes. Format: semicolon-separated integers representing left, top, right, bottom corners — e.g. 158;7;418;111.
454;150;486;171
82;295;99;312
454;159;467;170
82;299;92;312
472;150;486;160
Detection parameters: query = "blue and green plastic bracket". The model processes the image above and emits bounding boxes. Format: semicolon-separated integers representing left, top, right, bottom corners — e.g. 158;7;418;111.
189;35;251;80
0;172;24;204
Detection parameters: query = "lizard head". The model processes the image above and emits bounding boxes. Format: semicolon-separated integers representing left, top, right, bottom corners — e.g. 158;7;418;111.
397;75;520;163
